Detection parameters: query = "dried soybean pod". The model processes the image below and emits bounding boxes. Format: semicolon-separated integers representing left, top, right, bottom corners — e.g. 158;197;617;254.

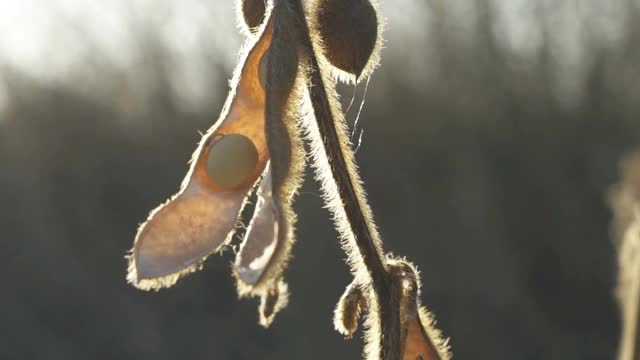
126;21;274;291
233;0;303;300
258;279;289;327
240;0;267;33
258;49;269;89
402;310;442;360
235;169;279;286
311;0;380;81
334;280;367;338
385;259;451;360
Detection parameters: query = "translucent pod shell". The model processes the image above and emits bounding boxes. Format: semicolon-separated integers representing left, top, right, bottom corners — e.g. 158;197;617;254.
234;0;304;298
127;22;274;290
235;169;279;285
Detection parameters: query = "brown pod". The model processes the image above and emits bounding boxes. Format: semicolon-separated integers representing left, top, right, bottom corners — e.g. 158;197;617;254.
333;281;366;338
241;0;266;33
234;0;303;298
386;259;451;360
258;280;289;327
314;0;379;78
126;22;274;290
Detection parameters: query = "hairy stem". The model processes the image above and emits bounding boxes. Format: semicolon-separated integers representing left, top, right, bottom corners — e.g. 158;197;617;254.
284;0;388;291
284;0;404;358
281;1;447;359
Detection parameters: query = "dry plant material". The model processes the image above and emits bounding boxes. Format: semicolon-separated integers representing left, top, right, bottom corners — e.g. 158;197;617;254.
310;0;382;82
334;280;367;338
610;151;640;360
127;22;274;290
240;0;267;33
128;0;304;325
234;1;305;305
258;279;289;327
235;169;279;286
126;0;451;357
290;0;450;357
387;259;449;360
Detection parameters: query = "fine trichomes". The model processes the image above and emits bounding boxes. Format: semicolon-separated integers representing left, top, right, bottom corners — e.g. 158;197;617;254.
126;1;450;359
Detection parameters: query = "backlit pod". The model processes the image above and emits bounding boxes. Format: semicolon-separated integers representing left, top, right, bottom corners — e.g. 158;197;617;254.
233;4;304;326
205;134;260;191
235;169;278;286
127;22;274;289
311;0;381;82
240;0;267;34
388;260;451;360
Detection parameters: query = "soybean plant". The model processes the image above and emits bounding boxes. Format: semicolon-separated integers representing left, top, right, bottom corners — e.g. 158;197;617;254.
126;1;450;359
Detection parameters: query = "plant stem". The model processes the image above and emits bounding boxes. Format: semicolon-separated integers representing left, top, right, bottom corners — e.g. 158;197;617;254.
284;0;388;294
283;0;405;358
283;1;446;359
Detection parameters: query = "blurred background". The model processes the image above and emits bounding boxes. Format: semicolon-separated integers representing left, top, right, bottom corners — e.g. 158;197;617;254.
1;0;639;359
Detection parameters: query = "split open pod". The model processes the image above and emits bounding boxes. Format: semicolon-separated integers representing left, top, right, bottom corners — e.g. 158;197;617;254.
127;1;304;329
234;3;305;326
127;21;274;290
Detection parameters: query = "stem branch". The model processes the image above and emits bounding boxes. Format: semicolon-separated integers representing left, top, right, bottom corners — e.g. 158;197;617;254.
283;1;409;359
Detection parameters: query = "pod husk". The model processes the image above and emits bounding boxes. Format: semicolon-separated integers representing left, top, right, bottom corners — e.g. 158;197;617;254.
334;280;367;338
258;279;289;327
386;259;451;360
233;1;305;326
310;0;383;83
239;0;267;34
127;21;274;291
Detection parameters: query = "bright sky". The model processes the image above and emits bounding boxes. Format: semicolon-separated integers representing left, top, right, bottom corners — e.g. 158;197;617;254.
0;0;634;73
0;0;634;114
0;0;240;79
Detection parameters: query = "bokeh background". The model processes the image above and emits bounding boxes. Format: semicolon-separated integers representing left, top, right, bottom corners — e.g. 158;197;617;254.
2;0;640;359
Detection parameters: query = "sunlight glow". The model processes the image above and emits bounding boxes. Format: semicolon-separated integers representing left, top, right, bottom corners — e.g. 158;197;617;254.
0;0;633;111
